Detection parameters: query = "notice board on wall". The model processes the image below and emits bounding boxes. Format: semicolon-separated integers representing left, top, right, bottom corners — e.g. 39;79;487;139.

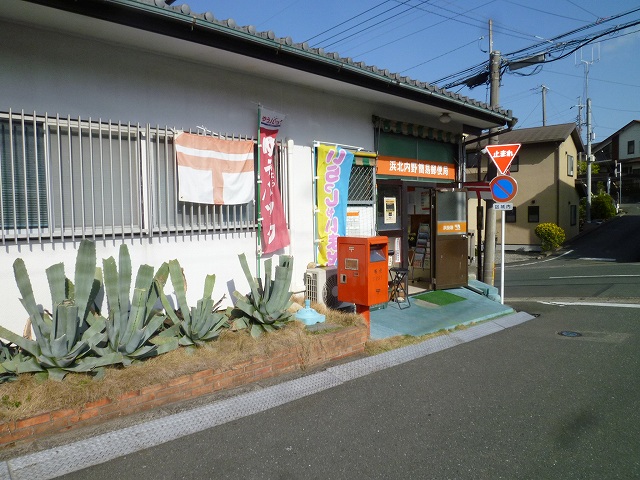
346;206;375;237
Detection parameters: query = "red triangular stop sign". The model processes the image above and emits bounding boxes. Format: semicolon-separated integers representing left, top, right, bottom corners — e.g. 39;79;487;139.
485;143;522;174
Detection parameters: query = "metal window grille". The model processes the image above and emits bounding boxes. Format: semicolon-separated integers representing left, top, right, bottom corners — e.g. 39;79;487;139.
0;110;289;244
348;164;375;204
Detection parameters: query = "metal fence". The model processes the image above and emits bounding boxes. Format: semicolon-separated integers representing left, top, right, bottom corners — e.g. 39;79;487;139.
0;110;288;244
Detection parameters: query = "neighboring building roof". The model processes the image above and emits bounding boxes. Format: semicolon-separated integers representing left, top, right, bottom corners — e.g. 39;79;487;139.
467;123;584;152
592;120;640;153
18;0;515;131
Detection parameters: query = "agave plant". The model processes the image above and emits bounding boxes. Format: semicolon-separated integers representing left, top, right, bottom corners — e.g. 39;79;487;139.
0;340;19;383
98;244;179;365
0;240;119;380
231;253;294;338
158;259;229;347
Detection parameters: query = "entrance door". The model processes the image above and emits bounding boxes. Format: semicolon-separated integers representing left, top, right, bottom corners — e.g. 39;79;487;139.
434;190;468;289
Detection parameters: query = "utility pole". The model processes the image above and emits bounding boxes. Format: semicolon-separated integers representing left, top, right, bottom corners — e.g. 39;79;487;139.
483;19;500;286
577;46;599;223
586;97;592;222
575;96;583;138
541;85;547;126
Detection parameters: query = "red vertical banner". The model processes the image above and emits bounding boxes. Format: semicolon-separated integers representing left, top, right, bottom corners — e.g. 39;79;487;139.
259;108;290;254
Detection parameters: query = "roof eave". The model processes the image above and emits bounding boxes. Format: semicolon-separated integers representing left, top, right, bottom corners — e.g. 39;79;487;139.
23;0;514;129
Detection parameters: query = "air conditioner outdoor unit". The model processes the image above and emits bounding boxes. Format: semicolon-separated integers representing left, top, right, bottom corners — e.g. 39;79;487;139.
305;266;348;310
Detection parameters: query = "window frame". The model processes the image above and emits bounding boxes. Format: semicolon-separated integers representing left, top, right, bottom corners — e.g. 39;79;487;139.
567;154;574;176
528;205;540;223
0;110;284;244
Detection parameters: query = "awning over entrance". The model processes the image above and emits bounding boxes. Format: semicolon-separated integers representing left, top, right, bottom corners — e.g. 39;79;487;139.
373;116;458;182
373;115;462;145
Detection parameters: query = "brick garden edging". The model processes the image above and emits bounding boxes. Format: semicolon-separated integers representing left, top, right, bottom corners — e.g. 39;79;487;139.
0;325;368;449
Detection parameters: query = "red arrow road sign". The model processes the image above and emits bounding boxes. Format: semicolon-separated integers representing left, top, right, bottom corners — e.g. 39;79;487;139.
485;143;521;174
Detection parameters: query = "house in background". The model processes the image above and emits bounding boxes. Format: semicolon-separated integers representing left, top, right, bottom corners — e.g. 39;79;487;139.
592;120;640;204
0;0;515;335
466;123;584;252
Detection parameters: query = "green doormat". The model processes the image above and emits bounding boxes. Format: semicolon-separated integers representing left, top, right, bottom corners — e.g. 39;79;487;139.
413;290;466;306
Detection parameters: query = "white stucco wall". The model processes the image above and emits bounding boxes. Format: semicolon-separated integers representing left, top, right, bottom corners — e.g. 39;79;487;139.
0;16;403;335
618;123;640;160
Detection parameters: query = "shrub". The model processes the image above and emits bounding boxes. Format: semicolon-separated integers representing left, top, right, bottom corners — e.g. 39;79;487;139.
579;192;617;223
534;223;566;252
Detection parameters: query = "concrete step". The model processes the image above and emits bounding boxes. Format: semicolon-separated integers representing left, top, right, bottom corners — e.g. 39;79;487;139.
466;279;501;302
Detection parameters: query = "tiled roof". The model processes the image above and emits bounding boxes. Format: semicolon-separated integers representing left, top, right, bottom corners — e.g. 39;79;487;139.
467;123;584;151
135;0;511;119
493;123;579;144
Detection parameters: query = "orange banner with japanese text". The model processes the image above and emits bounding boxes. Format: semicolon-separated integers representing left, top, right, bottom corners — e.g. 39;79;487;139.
377;155;455;181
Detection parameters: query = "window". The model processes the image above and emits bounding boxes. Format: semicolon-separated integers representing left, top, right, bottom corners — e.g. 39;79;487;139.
0;111;281;243
1;117;48;232
528;205;539;223
507;155;519;173
628;140;635;155
505;206;516;223
567;154;574;176
570;204;577;226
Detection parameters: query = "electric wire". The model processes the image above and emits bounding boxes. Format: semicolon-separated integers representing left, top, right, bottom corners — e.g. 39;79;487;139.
309;0;423;48
302;0;394;44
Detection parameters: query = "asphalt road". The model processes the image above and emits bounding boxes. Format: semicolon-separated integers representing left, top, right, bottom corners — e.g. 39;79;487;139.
61;301;640;480
500;214;640;302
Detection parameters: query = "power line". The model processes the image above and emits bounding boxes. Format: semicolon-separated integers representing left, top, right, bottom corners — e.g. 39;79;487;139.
310;0;422;49
303;0;394;44
434;9;640;89
399;37;484;74
563;0;601;19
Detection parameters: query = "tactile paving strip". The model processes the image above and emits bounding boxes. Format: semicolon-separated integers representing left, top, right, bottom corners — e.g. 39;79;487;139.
1;312;534;480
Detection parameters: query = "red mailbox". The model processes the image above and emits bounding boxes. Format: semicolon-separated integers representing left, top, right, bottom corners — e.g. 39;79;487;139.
337;236;389;308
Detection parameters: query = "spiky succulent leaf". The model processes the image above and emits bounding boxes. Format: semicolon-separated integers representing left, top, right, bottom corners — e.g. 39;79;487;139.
238;253;260;306
0;325;40;358
149;335;179;355
74;240;97;323
168;259;191;325
263;258;273;301
46;263;67;307
118;244;132;327
102;255;121;346
13;258;41;321
203;274;215;301
250;324;263;338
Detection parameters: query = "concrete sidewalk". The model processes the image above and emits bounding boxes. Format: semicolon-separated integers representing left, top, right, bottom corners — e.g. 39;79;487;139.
371;286;514;339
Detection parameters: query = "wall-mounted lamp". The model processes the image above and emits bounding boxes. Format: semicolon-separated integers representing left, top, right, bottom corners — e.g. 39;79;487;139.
439;112;451;124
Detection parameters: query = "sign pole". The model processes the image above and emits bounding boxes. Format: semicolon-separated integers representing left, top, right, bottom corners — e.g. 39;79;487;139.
500;210;505;304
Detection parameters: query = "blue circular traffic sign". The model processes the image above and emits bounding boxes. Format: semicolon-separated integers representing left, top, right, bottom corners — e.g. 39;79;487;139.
490;175;518;202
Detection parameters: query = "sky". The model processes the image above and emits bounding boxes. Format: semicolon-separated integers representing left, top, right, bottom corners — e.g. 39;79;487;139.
179;0;640;142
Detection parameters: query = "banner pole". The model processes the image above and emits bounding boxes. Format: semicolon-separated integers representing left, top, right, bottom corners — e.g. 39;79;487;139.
256;105;262;277
500;209;505;304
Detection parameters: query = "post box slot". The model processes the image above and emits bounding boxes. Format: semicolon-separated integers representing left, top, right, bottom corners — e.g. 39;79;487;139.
370;246;386;263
